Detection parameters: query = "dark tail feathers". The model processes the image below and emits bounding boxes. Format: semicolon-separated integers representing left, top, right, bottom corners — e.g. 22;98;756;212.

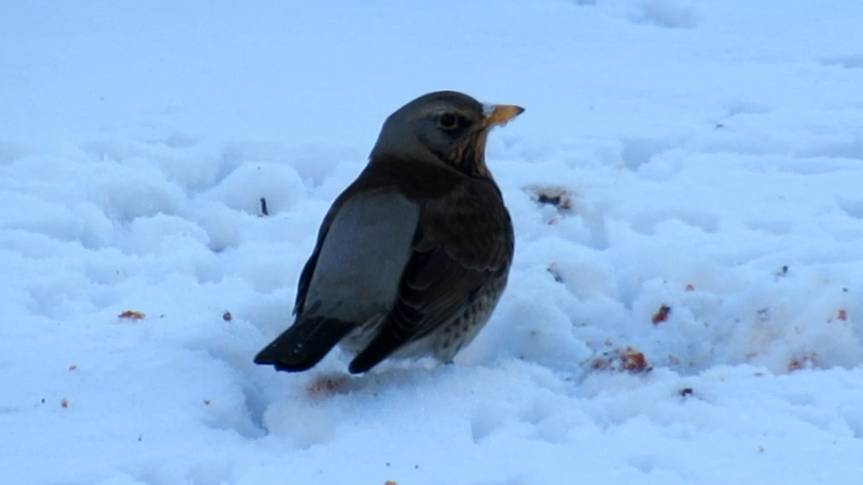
254;317;354;372
348;325;404;374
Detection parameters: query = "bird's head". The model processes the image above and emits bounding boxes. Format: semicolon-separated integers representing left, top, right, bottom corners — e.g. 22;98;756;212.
370;91;524;177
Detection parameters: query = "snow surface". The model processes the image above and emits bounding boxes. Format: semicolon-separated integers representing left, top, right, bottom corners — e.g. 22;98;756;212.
3;1;863;484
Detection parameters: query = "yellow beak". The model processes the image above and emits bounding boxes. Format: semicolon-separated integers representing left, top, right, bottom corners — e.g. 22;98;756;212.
483;104;525;127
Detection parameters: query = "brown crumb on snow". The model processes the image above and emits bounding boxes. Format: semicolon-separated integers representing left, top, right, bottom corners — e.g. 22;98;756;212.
118;310;146;320
590;346;651;374
307;374;350;397
788;352;817;372
651;304;671;325
620;347;650;372
527;185;573;211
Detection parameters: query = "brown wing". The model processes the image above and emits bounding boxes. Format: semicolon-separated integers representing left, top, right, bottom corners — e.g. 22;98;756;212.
348;178;513;373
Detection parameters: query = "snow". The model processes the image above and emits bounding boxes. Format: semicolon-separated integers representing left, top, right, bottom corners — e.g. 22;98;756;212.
2;1;863;483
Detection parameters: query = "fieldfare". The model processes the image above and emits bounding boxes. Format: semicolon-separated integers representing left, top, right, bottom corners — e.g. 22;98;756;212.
254;91;522;373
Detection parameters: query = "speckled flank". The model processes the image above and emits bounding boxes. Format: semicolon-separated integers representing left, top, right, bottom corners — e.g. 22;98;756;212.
338;274;508;364
434;275;508;362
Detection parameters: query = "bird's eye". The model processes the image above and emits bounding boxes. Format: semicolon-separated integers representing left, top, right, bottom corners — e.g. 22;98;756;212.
438;112;463;130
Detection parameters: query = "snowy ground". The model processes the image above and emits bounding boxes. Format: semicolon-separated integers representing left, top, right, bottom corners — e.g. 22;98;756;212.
3;1;863;484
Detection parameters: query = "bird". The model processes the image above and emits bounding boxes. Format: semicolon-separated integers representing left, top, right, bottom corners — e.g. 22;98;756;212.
254;91;523;374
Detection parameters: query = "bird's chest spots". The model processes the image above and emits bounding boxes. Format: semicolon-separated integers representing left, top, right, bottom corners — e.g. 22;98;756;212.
433;279;506;361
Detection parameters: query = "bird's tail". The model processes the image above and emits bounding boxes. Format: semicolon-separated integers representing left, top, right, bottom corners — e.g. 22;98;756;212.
348;321;405;374
254;317;355;372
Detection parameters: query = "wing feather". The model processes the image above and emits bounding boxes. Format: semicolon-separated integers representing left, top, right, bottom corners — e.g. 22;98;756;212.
349;179;513;372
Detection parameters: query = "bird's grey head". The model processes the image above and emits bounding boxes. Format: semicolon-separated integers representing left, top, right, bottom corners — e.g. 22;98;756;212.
369;91;524;177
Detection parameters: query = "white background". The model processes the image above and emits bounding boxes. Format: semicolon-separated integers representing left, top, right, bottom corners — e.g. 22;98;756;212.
2;1;862;484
